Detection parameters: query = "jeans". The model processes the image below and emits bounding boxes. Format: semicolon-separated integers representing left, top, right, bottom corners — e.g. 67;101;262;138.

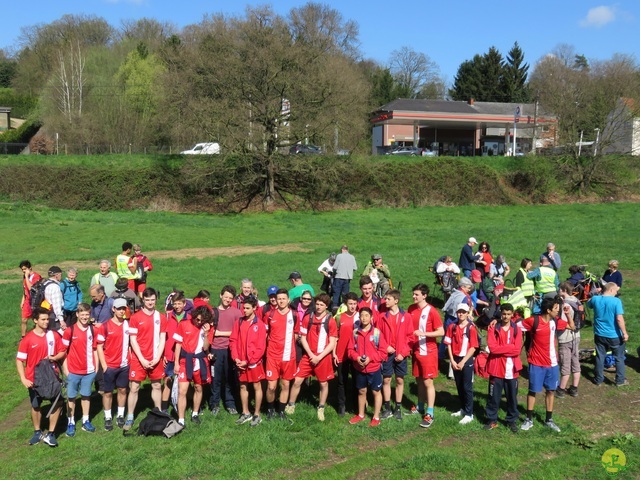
332;278;350;307
594;335;626;385
209;348;238;410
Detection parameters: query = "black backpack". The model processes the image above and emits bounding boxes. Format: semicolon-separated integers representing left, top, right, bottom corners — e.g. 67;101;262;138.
30;278;54;311
33;358;62;401
137;409;183;438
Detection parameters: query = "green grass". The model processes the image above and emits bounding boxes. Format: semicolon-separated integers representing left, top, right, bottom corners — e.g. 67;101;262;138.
0;202;638;479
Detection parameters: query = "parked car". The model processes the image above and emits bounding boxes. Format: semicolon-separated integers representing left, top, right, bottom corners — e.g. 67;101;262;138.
180;142;221;155
336;149;351;156
289;144;322;154
386;146;422;156
421;149;438;157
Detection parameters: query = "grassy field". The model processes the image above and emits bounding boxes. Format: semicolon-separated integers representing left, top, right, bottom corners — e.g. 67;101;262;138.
0;202;638;479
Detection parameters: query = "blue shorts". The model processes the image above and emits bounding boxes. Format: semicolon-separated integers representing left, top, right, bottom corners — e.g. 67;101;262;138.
354;369;383;392
381;354;408;378
103;366;130;391
528;364;559;393
67;372;97;398
164;361;175;378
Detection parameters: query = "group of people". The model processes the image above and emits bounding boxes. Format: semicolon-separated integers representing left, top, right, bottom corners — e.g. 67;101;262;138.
15;239;630;448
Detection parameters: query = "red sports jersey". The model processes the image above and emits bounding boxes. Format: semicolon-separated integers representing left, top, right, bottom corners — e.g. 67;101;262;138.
519;316;567;367
173;320;207;354
444;322;479;357
487;323;522;380
378;309;413;358
300;313;338;354
266;309;297;362
17;330;64;382
408;303;442;357
230;317;267;366
164;311;188;361
335;311;359;363
62;324;98;375
97;319;130;369
129;309;167;360
348;326;388;373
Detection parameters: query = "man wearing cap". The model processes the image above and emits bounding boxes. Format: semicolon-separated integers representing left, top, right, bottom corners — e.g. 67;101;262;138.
441;277;474;359
110;277;141;315
260;285;280;323
332;245;358;308
362;254;392;297
288;272;315;302
459;238;478;279
43;266;65;331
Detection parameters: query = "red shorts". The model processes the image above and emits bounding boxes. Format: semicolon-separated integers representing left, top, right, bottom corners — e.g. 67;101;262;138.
127;279;137;292
128;356;165;382
135;280;146;293
295;355;334;382
177;358;210;385
265;357;296;381
412;354;438;379
22;302;32;319
238;363;265;383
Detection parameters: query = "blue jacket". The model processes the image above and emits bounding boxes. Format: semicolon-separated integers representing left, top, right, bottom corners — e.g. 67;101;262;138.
60;279;83;312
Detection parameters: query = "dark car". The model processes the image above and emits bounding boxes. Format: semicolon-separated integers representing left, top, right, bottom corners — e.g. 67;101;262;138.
289;144;322;155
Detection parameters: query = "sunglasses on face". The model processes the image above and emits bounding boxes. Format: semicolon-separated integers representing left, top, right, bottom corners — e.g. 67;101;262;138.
301;297;312;301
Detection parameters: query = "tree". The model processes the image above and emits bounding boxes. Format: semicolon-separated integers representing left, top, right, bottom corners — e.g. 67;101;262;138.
501;42;530;103
388;46;443;99
449;54;484;101
0;49;17;88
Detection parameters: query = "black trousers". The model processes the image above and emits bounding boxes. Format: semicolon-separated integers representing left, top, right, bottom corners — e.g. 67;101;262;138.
485;375;519;424
452;355;474;416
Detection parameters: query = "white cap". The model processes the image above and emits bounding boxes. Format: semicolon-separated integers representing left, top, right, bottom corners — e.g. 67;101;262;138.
468;237;477;244
456;303;470;312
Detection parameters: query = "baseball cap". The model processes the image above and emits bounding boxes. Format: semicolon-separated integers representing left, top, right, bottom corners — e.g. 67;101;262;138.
468;237;477;244
113;298;128;309
456;303;470;312
48;266;62;275
288;272;302;280
471;270;482;283
267;285;279;296
372;254;382;260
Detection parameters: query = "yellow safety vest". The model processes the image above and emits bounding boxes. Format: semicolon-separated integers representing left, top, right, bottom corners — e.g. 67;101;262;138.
536;266;557;294
116;254;138;280
518;268;535;297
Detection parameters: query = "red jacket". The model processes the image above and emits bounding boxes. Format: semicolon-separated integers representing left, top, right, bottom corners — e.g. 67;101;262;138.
486;322;522;379
230;316;267;367
348;325;388;374
378;309;413;358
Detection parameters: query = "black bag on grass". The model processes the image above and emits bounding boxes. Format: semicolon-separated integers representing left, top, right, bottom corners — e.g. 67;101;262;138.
33;359;62;401
137;409;183;438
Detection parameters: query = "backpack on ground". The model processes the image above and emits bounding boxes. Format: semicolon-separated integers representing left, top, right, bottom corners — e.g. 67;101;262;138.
474;351;489;379
137;409;184;438
30;279;54;311
33;358;62;401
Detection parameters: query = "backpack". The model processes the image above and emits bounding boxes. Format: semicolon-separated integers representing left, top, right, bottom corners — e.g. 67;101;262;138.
453;323;481;356
440;271;458;294
306;312;332;335
474;351;489;378
571;302;585;331
33;358;62;401
137;409;183;438
524;315;556;353
30;278;54;311
135;256;148;283
352;327;381;350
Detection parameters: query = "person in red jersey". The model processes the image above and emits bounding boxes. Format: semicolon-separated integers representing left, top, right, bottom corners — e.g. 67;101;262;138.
174;306;215;426
358;275;386;322
444;303;478;426
333;292;360;416
286;294;338;421
407;283;444;429
264;289;298;420
161;291;189;413
230;298;267;427
19;260;41;338
123;288;167;431
132;244;153;297
347;307;388;427
62;303;99;436
519;296;567;433
484;303;522;433
260;285;279;324
379;289;413;421
17;307;66;447
96;298;130;431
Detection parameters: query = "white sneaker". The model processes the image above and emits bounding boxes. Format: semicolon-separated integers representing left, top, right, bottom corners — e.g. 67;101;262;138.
450;409;463;417
521;418;534;431
459;415;474;425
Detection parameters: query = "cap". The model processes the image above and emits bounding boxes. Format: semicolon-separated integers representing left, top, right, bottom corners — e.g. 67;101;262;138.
468;237;477;244
115;277;129;289
48;266;62;275
471;270;482;283
288;272;302;280
372;254;382;260
456;303;470;312
113;298;128;309
267;285;279;296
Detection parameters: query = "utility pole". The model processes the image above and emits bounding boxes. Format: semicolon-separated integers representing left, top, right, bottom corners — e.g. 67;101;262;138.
531;98;539;155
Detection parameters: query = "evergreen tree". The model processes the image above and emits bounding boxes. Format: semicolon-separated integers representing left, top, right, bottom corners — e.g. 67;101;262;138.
481;46;504;102
501;42;530;103
449;54;484;101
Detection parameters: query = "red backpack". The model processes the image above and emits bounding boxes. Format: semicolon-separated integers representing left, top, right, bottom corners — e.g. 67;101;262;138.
474;351;489;379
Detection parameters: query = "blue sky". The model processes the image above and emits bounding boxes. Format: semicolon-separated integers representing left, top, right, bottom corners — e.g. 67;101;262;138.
2;1;638;84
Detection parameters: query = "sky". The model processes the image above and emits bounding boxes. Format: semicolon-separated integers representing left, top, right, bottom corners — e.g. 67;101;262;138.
2;0;639;85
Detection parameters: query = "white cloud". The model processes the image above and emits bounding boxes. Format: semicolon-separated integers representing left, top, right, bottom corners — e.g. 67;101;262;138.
579;5;617;28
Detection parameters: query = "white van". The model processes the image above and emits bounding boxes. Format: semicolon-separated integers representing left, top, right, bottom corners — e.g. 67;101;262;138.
180;142;221;155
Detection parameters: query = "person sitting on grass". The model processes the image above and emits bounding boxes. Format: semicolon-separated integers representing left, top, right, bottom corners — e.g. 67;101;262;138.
62;303;98;437
444;303;478;425
347;307;388;427
16;307;66;447
174;306;214;426
230;298;267;427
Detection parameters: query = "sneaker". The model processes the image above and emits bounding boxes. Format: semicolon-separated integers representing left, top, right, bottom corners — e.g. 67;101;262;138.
349;414;365;425
284;404;296;415
394;408;403;421
545;419;561;432
28;430;43;445
317;406;325;421
266;409;276;420
191;414;201;425
555;388;566;399
459;415;473;425
104;418;113;431
235;413;252;425
450;409;463;417
567;386;579;397
483;421;498;430
521;418;534;431
410;405;423;415
380;409;393;420
508;422;519;433
250;415;262;427
123;418;134;432
616;380;630;387
369;418;380;427
278;411;294;425
178;419;185;426
42;432;58;447
210;406;220;416
82;420;96;433
420;414;434;428
227;407;238;415
116;416;125;428
337;405;346;417
66;423;76;437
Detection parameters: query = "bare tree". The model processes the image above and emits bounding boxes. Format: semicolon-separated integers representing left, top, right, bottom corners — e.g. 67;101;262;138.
53;41;86;121
388;46;443;99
